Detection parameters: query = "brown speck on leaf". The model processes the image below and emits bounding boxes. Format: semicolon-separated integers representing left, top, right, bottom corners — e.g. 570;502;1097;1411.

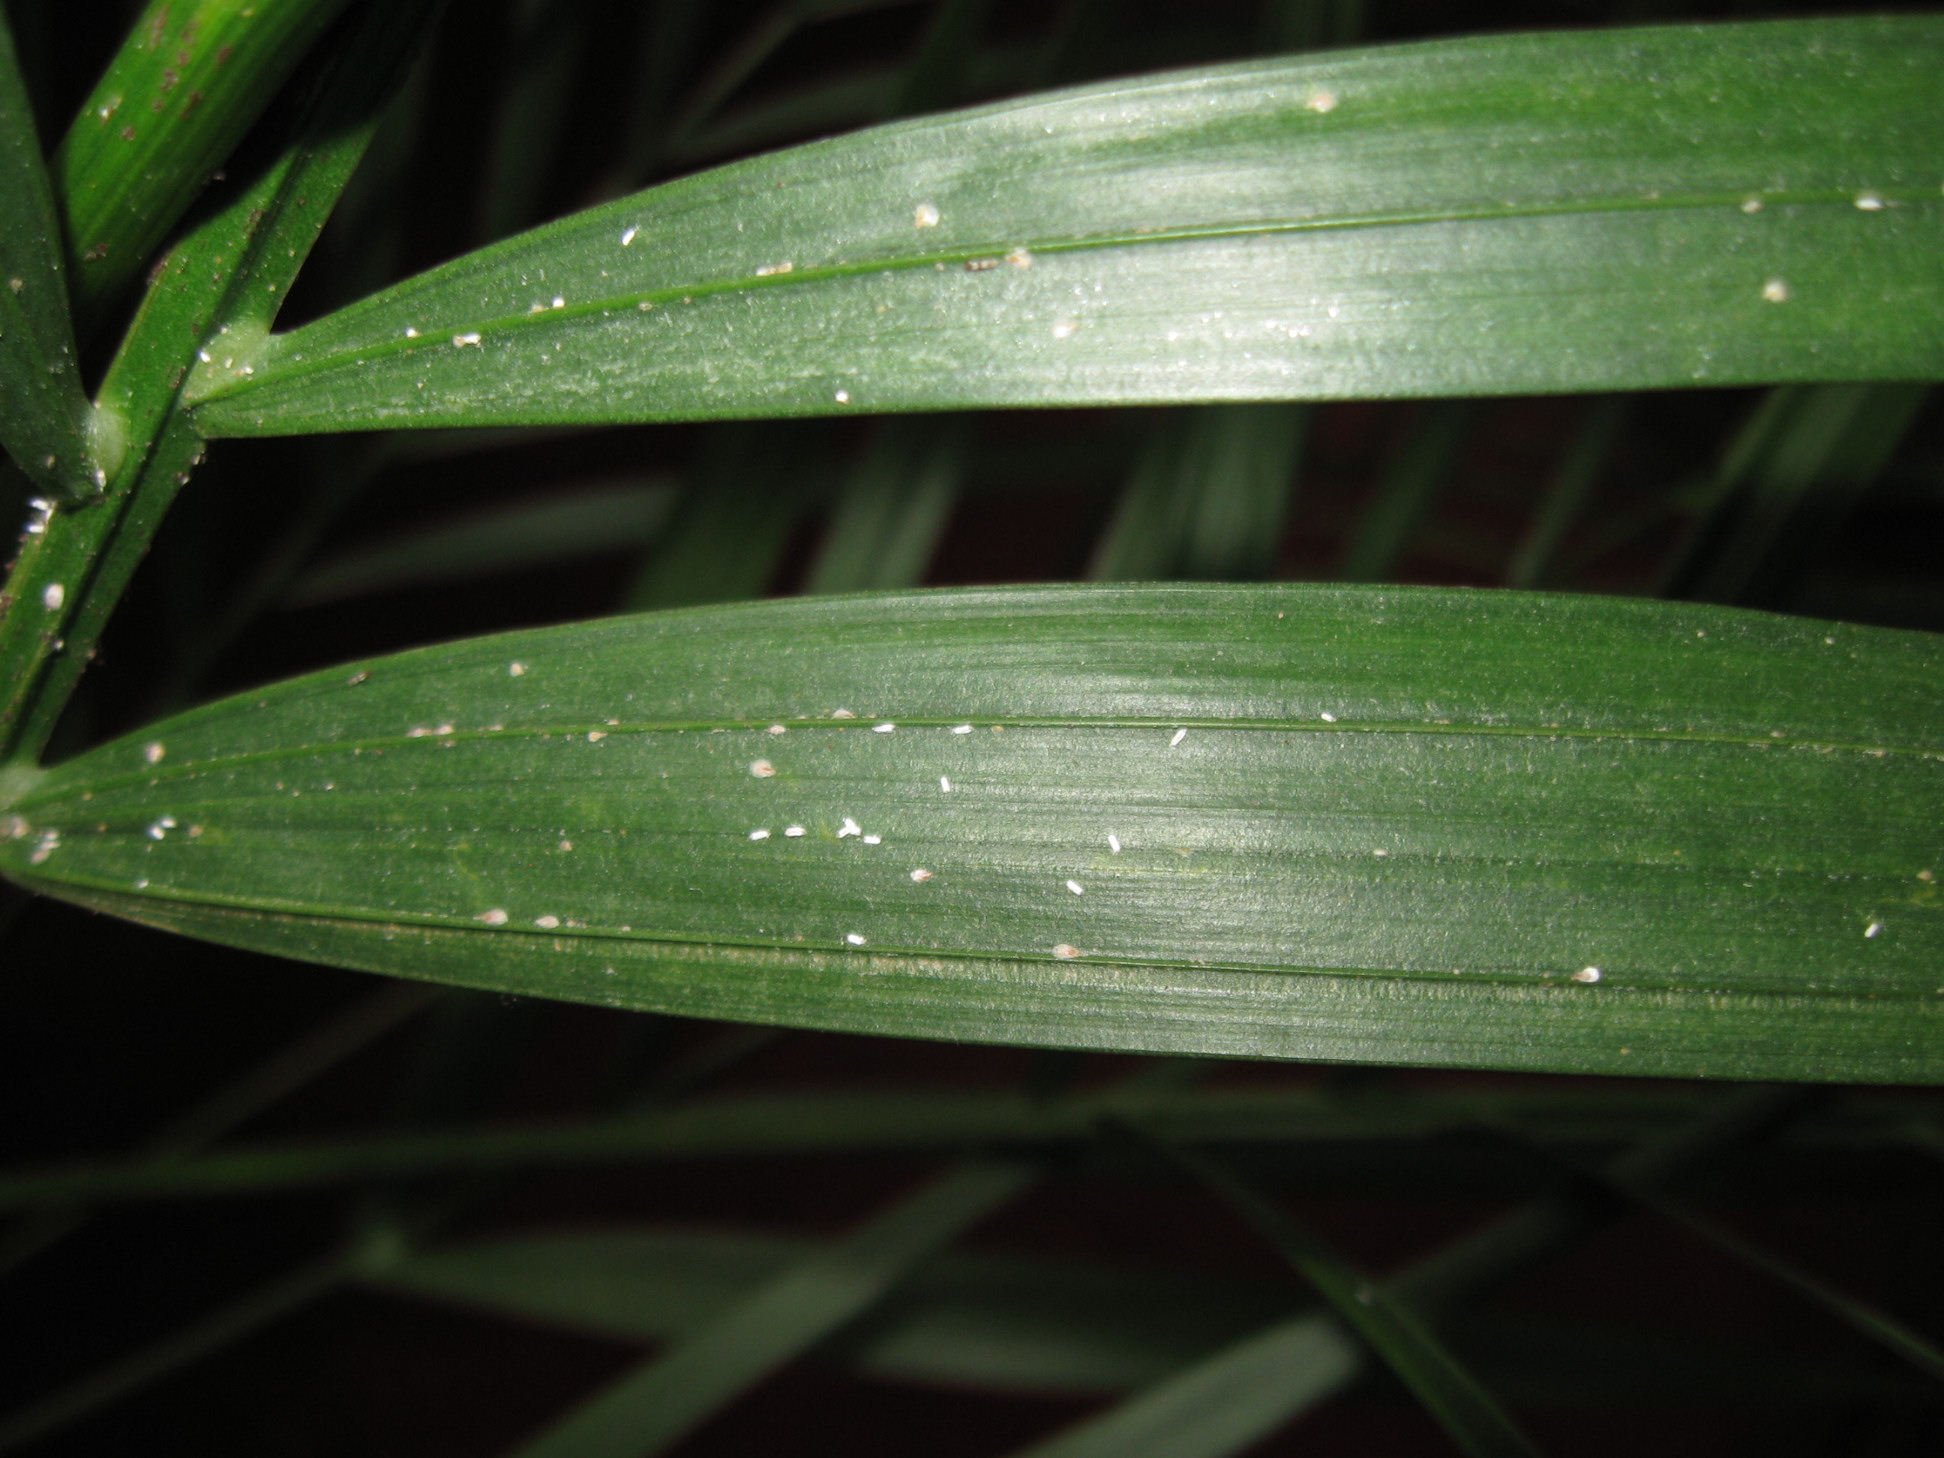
215;44;232;65
82;243;110;262
120;125;136;141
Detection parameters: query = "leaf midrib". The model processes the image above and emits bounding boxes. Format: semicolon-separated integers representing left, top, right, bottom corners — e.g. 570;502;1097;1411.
21;713;1929;806
22;871;1925;1003
183;183;1913;411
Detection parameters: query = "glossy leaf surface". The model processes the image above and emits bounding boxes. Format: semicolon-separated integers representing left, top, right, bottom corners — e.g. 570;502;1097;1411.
182;18;1944;438
2;585;1941;1082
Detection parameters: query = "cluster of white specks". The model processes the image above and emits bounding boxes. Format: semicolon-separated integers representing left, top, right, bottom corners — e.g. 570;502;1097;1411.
0;815;27;840
1066;879;1084;896
1855;191;1885;211
146;815;177;841
1572;966;1602;984
939;776;952;793
846;932;868;946
534;915;561;929
1305;91;1338;113
23;497;54;536
406;723;456;739
1051;319;1078;340
914;203;941;228
143;741;165;765
1865;921;1885;938
951;724;972;735
1762;278;1790;303
29;829;59;865
750;759;777;778
1108;833;1122;854
785;824;806;837
1053;944;1081;960
834;390;852;404
41;582;64;611
478;908;509;925
508;661;527;676
749;828;772;840
453;332;482;347
838;817;863;838
621;225;639;246
1169;728;1187;748
910;868;934;883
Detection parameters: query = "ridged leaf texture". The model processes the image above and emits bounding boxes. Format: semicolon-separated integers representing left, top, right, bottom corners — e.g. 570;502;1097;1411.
2;585;1940;1083
182;17;1944;435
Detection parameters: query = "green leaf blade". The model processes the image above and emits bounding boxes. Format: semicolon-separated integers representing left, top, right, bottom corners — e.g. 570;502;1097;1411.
53;0;358;328
0;14;96;502
184;18;1944;436
3;585;1941;1083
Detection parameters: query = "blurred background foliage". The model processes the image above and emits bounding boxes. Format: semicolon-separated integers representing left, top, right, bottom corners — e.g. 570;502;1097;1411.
1;0;1941;1453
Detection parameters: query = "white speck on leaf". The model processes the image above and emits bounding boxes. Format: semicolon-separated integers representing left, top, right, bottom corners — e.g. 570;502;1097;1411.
831;709;855;719
587;730;605;742
42;582;64;610
846;932;867;946
1051;318;1078;339
1306;91;1338;113
750;759;777;778
873;722;895;733
1170;728;1187;747
146;816;176;841
535;915;560;929
910;868;933;882
940;776;952;793
143;742;164;765
29;829;60;864
621;225;638;245
1005;248;1032;269
1572;966;1602;983
914;203;940;228
508;662;527;677
453;332;481;347
1053;944;1080;959
478;909;509;925
839;817;862;838
750;828;771;840
1108;833;1122;853
834;390;851;404
951;724;972;735
1762;278;1790;303
769;724;787;735
1740;197;1763;214
1866;921;1884;938
1855;191;1885;211
785;825;806;837
755;261;794;277
862;834;881;845
1066;880;1084;896
1320;712;1337;723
